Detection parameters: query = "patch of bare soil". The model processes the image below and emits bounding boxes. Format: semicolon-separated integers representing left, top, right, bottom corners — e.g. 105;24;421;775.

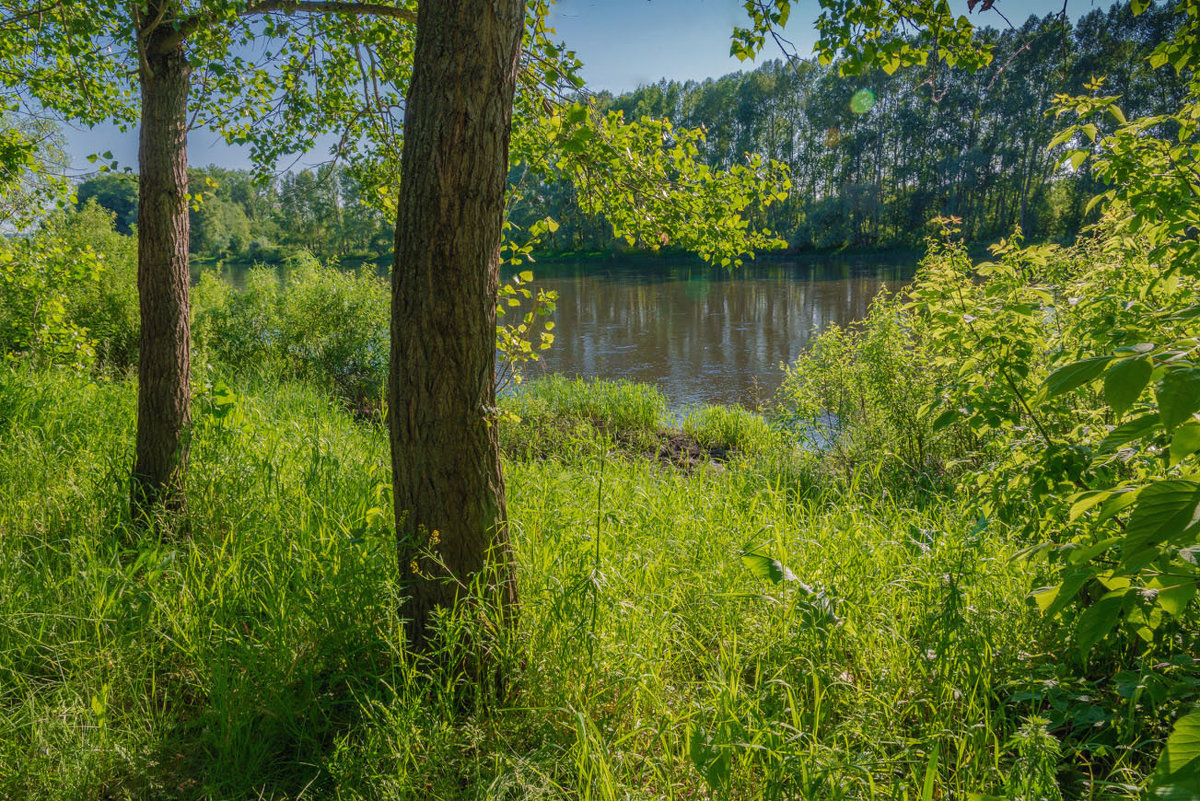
652;432;731;472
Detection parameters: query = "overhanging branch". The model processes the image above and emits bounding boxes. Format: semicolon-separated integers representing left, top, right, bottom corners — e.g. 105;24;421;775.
240;1;415;23
162;0;415;54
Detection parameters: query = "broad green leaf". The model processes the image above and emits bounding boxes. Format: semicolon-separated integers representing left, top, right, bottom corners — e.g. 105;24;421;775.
1043;356;1114;399
1152;711;1200;796
1156;580;1197;617
741;549;797;584
1171;422;1200;467
1098;413;1161;453
1099;488;1141;521
1104;356;1152;415
1121;481;1200;571
1069;490;1111;522
1158;369;1200;432
1063;537;1121;565
1037;569;1091;617
931;408;962;432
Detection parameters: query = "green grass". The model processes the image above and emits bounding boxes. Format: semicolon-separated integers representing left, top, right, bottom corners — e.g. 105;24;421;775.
680;404;781;454
0;367;1066;799
500;376;667;458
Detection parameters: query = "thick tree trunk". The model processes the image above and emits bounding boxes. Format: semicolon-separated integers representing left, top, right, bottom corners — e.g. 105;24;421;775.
389;0;525;650
131;7;192;518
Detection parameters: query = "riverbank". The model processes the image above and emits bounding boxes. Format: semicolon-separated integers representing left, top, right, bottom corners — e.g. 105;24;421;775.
0;366;1095;798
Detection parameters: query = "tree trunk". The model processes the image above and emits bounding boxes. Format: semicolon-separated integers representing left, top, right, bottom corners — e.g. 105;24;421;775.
389;0;525;650
131;5;192;518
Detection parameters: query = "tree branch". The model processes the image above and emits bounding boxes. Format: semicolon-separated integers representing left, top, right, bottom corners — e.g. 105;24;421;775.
240;1;414;23
165;1;415;54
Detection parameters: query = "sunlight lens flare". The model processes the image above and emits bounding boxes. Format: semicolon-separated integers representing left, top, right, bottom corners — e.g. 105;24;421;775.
850;88;876;114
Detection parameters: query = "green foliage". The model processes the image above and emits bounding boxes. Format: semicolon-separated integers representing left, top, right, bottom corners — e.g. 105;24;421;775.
76;173;138;235
495;259;558;392
733;0;993;80
0;212;104;369
536;104;790;267
56;202;140;372
193;253;389;413
776;282;961;482
192;265;282;370
682;404;781;455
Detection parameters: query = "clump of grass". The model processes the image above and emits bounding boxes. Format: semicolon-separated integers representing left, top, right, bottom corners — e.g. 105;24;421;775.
681;403;781;455
500;375;666;457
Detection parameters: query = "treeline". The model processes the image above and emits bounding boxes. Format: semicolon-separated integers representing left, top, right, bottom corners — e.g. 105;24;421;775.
77;164;392;264
511;2;1185;252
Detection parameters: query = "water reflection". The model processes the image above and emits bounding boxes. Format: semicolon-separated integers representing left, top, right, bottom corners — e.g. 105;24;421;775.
510;255;915;407
203;253;916;409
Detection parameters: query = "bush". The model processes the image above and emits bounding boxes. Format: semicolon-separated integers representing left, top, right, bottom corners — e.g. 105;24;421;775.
193;265;281;371
774;284;964;482
193;253;390;414
276;254;388;413
59;202;139;372
0;207;107;369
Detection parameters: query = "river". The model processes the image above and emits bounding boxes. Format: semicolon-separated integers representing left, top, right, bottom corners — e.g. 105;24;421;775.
507;253;916;407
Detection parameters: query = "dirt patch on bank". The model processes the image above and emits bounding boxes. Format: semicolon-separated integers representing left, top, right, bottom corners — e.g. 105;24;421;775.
652;432;731;472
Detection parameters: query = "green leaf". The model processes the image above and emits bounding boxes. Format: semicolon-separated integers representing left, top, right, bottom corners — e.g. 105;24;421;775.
1158;369;1200;432
1157;581;1197;617
1069;490;1111;522
1171;422;1200;467
1098;413;1161;453
1104;357;1152;415
1151;711;1200;797
1043;356;1114;399
1099;488;1142;521
741;548;797;584
931;408;962;432
1121;481;1200;571
1076;589;1128;657
1037;569;1091;617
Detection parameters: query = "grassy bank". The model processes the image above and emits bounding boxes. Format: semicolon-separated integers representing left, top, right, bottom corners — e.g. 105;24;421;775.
0;367;1076;799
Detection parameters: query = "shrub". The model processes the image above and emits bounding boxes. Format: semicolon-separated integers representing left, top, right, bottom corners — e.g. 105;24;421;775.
276;254;388;413
0;208;105;369
192;265;281;371
58;202;138;372
774;283;965;482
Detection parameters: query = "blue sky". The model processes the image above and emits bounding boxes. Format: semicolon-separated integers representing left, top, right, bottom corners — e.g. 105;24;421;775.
62;0;1117;174
547;0;1117;92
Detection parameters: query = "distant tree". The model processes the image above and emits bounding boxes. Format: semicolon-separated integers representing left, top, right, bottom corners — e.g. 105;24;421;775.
77;173;139;235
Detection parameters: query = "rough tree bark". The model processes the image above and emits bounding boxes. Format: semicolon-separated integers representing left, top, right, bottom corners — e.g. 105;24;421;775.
390;0;526;650
131;2;192;518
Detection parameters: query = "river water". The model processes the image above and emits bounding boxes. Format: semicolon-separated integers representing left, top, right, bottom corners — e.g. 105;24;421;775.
508;254;916;407
207;252;916;408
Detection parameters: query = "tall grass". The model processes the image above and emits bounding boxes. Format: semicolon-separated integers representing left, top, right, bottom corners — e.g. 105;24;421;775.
0;367;1109;799
500;375;667;458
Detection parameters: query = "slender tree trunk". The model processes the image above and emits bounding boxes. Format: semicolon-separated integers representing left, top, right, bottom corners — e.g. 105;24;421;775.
390;0;525;651
132;5;192;517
